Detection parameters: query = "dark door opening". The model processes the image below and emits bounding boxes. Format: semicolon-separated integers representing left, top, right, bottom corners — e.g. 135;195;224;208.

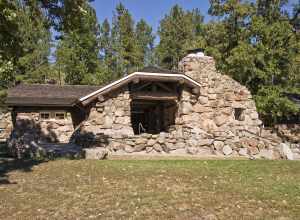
130;100;177;135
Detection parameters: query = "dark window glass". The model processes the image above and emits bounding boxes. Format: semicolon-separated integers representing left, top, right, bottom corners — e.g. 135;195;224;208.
55;113;65;120
234;108;244;121
40;112;50;120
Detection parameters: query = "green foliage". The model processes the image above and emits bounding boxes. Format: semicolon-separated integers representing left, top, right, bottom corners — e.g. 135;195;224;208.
135;19;155;67
255;86;299;124
16;4;51;83
205;0;300;125
0;0;51;85
0;56;14;89
156;5;205;69
99;3;154;80
0;56;14;111
0;0;24;62
55;2;102;85
110;3;140;77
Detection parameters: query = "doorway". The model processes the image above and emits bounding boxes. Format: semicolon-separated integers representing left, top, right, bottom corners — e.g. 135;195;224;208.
130;100;177;135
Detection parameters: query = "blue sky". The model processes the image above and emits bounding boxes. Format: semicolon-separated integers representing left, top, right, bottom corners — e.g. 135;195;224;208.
91;0;211;34
91;0;298;34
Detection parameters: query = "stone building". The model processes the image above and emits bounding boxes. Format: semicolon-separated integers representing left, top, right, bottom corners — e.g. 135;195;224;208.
3;52;292;158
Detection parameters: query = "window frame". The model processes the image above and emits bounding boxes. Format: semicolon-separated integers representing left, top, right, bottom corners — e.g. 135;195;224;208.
55;112;66;120
40;112;51;120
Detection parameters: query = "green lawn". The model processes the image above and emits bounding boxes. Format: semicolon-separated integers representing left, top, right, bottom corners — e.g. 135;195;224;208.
0;159;300;219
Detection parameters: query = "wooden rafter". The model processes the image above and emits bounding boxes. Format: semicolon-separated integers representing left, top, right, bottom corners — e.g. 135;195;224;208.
156;82;174;93
133;82;152;92
130;91;178;101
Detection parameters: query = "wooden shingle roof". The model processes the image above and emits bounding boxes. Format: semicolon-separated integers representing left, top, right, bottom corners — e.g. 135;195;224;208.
6;84;102;107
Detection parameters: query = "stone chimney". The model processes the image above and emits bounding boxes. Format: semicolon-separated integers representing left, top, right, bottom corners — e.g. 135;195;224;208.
178;51;217;82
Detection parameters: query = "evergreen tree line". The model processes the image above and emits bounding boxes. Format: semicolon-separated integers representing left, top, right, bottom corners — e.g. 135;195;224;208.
0;0;299;125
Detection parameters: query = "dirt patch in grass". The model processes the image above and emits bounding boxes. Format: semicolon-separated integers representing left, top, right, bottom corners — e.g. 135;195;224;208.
0;159;300;219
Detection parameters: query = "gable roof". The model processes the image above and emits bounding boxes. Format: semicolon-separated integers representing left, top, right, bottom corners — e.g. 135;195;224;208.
79;71;201;104
6;67;201;107
6;84;102;107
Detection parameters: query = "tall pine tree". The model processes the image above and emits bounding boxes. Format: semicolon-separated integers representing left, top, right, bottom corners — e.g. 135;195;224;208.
156;5;204;69
135;19;155;68
55;1;101;85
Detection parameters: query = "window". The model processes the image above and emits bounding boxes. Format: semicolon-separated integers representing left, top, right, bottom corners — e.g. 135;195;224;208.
55;112;66;120
234;108;245;121
39;111;66;120
40;112;50;120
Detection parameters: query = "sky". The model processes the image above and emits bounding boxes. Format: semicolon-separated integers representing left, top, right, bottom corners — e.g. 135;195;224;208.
91;0;298;35
91;0;211;34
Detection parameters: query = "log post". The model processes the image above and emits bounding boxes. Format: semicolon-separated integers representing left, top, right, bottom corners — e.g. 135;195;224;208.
192;87;200;95
179;78;185;84
97;95;105;102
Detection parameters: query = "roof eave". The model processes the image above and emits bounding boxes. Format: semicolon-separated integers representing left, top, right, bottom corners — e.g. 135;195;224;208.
79;72;201;103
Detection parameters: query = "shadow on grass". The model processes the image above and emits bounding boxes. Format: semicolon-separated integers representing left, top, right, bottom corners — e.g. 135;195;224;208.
0;158;46;185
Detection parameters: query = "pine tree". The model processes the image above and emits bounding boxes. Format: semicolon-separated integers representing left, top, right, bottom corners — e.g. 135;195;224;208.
135;19;155;67
17;2;51;83
99;19;114;82
208;0;254;69
291;0;300;32
55;1;101;85
110;3;140;77
156;5;205;70
256;0;289;22
0;0;52;110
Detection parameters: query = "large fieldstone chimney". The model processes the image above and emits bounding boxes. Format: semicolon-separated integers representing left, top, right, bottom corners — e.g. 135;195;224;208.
178;51;217;82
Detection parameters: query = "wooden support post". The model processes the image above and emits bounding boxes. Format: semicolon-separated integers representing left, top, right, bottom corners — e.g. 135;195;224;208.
152;84;157;92
97;95;105;102
192;87;200;95
11;109;17;127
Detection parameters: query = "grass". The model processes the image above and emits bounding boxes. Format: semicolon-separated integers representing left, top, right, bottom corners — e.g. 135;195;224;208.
0;159;300;219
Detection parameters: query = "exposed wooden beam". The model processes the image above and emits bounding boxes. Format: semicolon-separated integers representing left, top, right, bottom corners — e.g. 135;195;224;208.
131;91;178;101
134;82;152;92
81;74;200;105
156;82;173;92
151;84;157;92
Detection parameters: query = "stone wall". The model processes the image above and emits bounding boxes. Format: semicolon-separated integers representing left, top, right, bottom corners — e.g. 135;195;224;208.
74;53;284;158
12;112;74;143
81;88;134;139
274;124;300;143
0;112;12;142
76;54;293;159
